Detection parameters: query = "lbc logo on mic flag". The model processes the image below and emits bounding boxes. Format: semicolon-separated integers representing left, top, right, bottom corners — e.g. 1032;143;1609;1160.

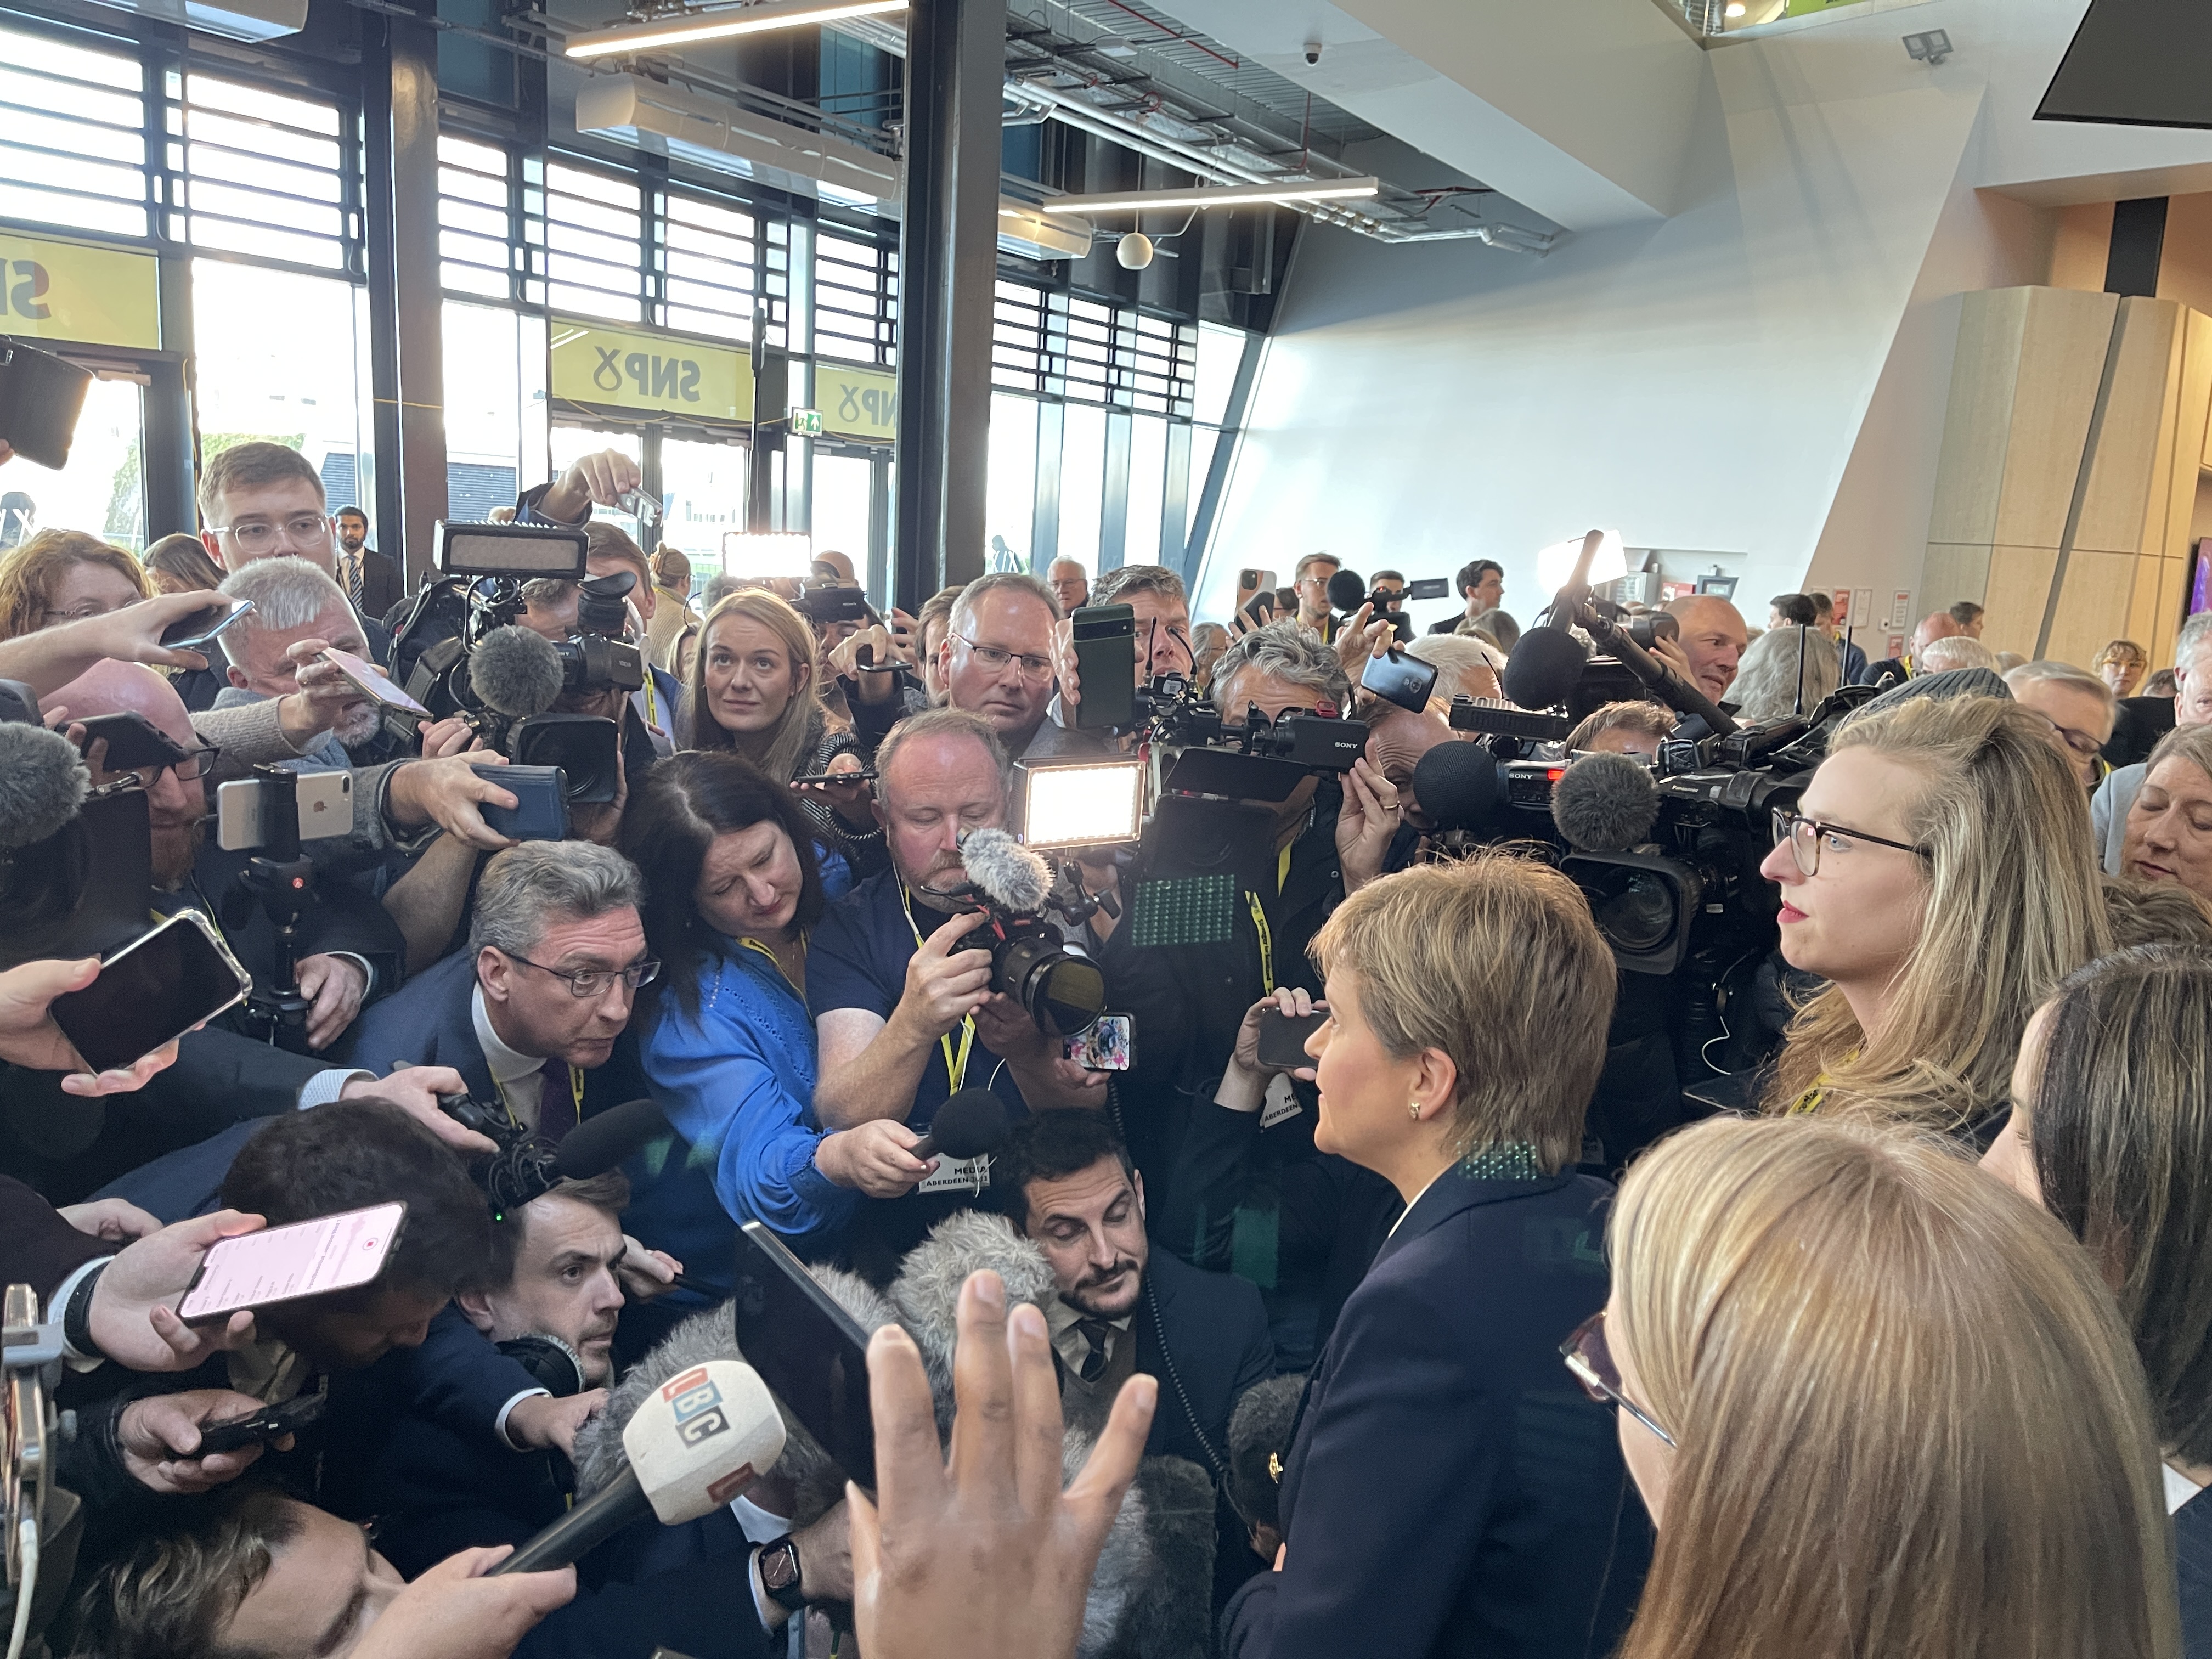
663;1366;731;1446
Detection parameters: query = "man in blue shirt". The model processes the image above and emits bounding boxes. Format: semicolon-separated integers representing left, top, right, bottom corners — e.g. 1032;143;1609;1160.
807;707;1105;1279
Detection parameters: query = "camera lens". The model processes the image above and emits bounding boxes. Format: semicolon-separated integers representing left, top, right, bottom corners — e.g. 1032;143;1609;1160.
1582;867;1679;956
995;932;1105;1038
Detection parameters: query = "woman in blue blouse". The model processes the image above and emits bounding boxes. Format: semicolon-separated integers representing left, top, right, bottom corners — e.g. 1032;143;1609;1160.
621;751;932;1259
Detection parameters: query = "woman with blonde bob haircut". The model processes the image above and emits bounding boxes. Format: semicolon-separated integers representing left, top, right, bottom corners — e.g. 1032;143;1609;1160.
1594;1114;2177;1659
684;585;883;874
1760;692;2109;1128
1219;856;1646;1659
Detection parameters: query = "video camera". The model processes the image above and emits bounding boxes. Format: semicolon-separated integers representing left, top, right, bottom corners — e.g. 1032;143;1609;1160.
1325;568;1448;641
393;522;644;804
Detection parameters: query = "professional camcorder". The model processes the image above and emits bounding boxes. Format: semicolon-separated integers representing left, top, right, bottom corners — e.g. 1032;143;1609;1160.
393;522;644;804
1325;567;1449;641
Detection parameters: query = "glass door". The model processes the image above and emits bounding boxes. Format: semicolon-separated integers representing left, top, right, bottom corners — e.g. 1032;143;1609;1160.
0;372;146;551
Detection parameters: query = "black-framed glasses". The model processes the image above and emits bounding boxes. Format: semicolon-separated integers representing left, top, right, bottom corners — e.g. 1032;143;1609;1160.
1560;1311;1675;1448
104;743;221;786
1770;808;1927;877
951;634;1056;681
504;953;660;998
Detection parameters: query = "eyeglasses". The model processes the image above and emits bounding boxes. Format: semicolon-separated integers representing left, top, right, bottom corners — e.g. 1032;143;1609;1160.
952;635;1056;682
205;515;332;552
1560;1311;1674;1448
1770;808;1928;877
2029;709;2108;763
505;953;661;998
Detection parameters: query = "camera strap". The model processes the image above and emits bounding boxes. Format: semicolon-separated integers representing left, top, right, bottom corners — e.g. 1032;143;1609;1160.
900;884;976;1094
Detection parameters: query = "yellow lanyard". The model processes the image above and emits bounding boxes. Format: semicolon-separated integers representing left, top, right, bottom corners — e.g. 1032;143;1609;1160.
737;934;807;1001
493;1063;585;1133
900;885;976;1094
641;672;658;730
1245;843;1296;994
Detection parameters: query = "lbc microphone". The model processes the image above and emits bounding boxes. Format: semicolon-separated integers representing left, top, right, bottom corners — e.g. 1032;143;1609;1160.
910;1087;1011;1164
1550;752;1661;852
495;1358;785;1575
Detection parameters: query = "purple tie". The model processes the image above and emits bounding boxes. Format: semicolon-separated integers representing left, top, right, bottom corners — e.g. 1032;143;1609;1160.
537;1064;577;1144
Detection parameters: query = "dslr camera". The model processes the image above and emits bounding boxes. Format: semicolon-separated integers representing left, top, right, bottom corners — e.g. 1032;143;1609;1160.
944;829;1106;1040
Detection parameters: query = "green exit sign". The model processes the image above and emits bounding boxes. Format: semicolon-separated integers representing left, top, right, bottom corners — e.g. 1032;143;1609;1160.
788;407;823;436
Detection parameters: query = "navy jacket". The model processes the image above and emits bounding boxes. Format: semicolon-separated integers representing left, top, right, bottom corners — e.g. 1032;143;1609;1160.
338;951;738;1341
1225;1160;1649;1659
1137;1244;1277;1474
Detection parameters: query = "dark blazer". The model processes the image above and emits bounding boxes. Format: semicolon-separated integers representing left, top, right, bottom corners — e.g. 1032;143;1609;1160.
1138;1245;1277;1471
2180;1484;2212;1659
340;951;739;1344
344;546;403;622
0;1175;109;1295
1224;1163;1649;1659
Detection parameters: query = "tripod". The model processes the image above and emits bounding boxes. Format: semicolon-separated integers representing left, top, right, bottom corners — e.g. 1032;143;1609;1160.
234;766;317;1055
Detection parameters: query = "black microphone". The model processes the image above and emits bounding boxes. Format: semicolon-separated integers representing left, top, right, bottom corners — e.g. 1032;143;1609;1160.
0;722;88;849
1410;742;1500;837
475;1097;670;1221
1550;753;1661;851
556;1097;669;1180
1502;626;1591;711
1325;568;1368;615
910;1087;1011;1163
467;624;566;720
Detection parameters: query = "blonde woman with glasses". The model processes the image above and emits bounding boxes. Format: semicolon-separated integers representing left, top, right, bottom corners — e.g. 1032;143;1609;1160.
1759;693;2109;1130
1583;1113;2177;1659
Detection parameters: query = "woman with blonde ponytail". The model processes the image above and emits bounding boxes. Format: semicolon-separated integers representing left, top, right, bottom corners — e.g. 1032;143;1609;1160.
1758;692;2108;1129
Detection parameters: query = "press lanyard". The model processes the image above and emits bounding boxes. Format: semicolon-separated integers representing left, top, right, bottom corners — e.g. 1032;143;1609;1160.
737;934;806;1001
900;885;975;1094
492;1063;585;1133
1244;842;1296;994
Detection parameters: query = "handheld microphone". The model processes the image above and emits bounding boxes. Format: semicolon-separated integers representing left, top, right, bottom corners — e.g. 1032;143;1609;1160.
909;1087;1011;1164
1410;742;1500;837
467;624;566;720
1501;627;1591;711
1550;753;1661;851
1325;568;1368;615
494;1358;784;1575
0;722;88;849
957;827;1052;913
458;1096;671;1221
554;1097;669;1180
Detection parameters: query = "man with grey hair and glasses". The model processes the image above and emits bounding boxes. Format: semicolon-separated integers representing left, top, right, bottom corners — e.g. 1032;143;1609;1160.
2095;612;2212;871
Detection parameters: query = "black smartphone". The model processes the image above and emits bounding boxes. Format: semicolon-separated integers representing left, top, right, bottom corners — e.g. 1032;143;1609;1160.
1361;647;1440;713
1256;1007;1327;1070
1404;577;1451;602
1070;602;1135;730
0;337;94;470
158;597;254;652
72;711;190;774
791;766;877;786
49;911;252;1073
732;1220;877;1493
473;763;567;841
193;1391;330;1456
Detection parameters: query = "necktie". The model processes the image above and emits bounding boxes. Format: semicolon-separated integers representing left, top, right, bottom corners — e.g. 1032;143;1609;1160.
1075;1318;1114;1383
537;1063;578;1144
342;553;364;608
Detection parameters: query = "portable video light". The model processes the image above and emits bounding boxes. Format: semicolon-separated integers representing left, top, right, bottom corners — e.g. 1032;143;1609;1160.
1015;758;1144;850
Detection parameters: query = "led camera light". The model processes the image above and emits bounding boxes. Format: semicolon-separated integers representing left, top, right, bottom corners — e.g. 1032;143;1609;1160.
1016;759;1144;850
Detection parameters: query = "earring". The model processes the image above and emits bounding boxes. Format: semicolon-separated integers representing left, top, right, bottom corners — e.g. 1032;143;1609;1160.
1408;1099;1421;1120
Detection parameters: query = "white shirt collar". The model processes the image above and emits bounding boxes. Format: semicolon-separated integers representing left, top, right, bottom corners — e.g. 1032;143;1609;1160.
1045;1293;1132;1374
472;982;549;1091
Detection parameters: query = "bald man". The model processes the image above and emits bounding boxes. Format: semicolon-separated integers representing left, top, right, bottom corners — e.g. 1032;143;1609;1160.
40;662;401;1052
1047;558;1089;616
1655;596;1748;705
1363;704;1454;832
1914;611;1961;658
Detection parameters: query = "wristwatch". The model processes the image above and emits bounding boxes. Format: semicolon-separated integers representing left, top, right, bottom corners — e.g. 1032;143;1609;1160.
758;1534;806;1612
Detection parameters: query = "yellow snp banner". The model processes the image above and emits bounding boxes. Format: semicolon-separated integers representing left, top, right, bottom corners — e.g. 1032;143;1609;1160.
0;229;160;352
550;318;753;421
817;360;897;442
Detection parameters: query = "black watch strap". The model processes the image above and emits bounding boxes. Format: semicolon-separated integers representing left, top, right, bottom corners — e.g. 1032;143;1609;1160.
758;1535;806;1612
63;1259;109;1362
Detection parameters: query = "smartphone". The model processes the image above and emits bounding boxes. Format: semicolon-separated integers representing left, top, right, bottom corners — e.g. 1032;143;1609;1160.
1256;1007;1328;1070
1404;577;1451;602
1361;647;1440;713
158;597;254;653
177;1201;408;1325
475;763;568;841
72;710;189;774
1069;602;1135;730
731;1220;876;1493
193;1392;329;1457
1236;568;1278;605
791;766;877;786
0;337;94;470
1240;594;1276;630
322;646;432;717
215;770;355;853
49;911;251;1073
1068;1012;1133;1071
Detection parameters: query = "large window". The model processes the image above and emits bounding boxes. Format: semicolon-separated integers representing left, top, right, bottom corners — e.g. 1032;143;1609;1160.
0;26;147;240
180;74;351;270
545;160;642;323
0;375;145;551
661;436;747;563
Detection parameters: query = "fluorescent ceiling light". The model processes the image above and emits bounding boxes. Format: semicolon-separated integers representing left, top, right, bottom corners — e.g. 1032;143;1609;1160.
1041;177;1380;215
566;0;907;60
996;202;1092;261
576;74;901;201
83;0;304;41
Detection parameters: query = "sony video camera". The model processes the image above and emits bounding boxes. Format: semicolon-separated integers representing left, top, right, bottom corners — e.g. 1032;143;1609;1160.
393;522;645;803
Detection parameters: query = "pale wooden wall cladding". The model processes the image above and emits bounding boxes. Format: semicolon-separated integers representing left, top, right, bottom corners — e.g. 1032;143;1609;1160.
1926;286;2212;668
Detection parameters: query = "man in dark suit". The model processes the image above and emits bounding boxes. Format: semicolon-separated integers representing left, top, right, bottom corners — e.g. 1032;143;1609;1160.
335;506;403;620
994;1110;1277;1607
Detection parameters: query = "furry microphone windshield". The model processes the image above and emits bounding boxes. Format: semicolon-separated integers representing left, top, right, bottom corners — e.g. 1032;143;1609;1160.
0;722;89;849
468;624;566;719
957;827;1052;912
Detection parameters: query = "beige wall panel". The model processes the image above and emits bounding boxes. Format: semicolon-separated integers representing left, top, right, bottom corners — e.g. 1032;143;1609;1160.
1982;544;2062;657
2051;203;2115;293
2125;553;2169;650
1993;288;2120;549
1921;542;1995;616
2170;311;2212;551
2046;549;2140;666
2149;557;2194;667
1929;289;2030;547
2074;297;2180;556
